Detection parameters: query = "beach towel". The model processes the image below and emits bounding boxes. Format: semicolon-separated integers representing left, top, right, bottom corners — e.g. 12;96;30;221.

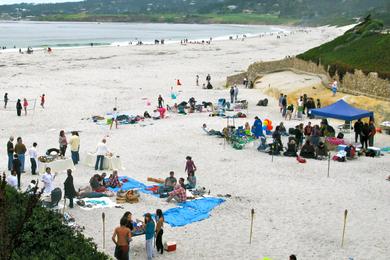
76;197;117;210
163;197;225;227
108;176;156;195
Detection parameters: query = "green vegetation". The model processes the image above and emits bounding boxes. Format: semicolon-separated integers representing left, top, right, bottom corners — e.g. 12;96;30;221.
297;17;390;80
38;12;298;25
0;0;388;26
0;178;109;260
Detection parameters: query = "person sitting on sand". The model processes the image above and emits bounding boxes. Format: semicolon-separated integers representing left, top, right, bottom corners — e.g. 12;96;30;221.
143;111;151;118
99;172;108;187
166;184;187;203
158;171;177;194
284;138;297;157
279;122;288;136
316;141;328;160
179;177;186;189
299;140;316;159
272;126;283;150
244;122;251;136
90;174;107;192
185;171;196;189
152;110;160;120
202;124;223;137
108;170;122;188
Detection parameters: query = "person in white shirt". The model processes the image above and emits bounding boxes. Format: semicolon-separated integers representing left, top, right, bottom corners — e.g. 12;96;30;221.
110;107;118;130
29;142;38;175
7;171;18;189
42;167;56;194
95;139;109;170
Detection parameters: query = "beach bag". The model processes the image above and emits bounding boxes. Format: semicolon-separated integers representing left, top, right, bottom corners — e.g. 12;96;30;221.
296;156;306;163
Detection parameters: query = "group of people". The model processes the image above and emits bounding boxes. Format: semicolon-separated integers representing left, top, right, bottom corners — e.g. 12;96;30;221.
156;156;197;203
3;92;46;116
279;93;321;120
353;119;376;149
112;209;165;260
229;85;240;103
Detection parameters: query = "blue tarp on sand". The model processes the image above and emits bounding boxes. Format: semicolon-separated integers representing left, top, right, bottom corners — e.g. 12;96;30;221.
107;176;156;195
163;197;225;227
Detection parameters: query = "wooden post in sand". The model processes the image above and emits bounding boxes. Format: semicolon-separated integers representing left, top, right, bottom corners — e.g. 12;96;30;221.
341;209;348;247
102;212;106;249
327;152;331;178
249;208;255;244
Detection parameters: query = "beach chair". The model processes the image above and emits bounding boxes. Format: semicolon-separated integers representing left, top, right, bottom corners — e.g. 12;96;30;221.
42;188;62;209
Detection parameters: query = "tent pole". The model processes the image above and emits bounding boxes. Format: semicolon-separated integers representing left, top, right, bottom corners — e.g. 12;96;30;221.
350;121;352;144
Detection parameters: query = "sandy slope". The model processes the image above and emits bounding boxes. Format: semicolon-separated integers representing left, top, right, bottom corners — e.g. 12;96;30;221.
1;25;389;260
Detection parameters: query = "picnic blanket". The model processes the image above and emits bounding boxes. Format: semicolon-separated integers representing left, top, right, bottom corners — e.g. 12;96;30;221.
76;197;117;210
108;176;156;195
163;197;225;227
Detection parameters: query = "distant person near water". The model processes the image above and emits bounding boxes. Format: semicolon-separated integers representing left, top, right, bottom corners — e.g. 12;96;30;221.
40;94;45;108
16;99;22;116
4;92;8;108
23;98;28;116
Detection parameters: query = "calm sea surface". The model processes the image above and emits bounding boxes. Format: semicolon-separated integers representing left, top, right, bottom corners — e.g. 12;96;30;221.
0;21;285;49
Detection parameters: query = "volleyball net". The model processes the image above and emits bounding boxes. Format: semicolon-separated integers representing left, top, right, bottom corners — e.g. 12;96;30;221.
2;98;37;112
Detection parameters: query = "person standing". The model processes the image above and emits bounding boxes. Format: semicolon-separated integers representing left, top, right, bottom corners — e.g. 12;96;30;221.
297;96;303;119
95;139;109;170
281;95;287;117
155;209;164;255
4;92;9;109
144;213;155;260
206;74;211;84
59;130;67;156
353;119;363;143
157;95;164;108
331;79;338;96
69;131;80;165
185;156;197;174
16;99;22;116
233;85;239;103
12;154;21;189
110;107;119;130
64;169;77;208
112;217;131;260
360;123;370;150
278;93;284;113
40;94;45;108
42;167;56;194
14;137;26;173
195;75;199;86
23;98;28;116
368;120;376;147
7;136;14;171
28;142;38;175
229;86;234;104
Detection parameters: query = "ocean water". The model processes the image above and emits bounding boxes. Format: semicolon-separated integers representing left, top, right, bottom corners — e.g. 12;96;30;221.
0;21;285;49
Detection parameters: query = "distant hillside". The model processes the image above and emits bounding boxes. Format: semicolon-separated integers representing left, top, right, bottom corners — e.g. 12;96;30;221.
0;0;389;26
297;16;390;80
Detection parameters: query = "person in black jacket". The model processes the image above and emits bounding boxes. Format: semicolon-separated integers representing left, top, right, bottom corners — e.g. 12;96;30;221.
354;119;363;143
16;99;22;116
7;136;14;171
64;169;77;208
12;154;21;189
360;123;370;149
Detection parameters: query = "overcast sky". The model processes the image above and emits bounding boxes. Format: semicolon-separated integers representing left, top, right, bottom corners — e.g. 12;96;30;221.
1;0;80;4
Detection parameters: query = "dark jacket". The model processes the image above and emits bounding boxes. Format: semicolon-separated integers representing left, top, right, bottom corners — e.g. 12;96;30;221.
12;158;21;173
64;175;77;198
7;141;14;154
354;121;363;134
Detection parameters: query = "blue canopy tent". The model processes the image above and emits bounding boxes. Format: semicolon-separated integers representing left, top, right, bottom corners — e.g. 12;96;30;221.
310;99;374;142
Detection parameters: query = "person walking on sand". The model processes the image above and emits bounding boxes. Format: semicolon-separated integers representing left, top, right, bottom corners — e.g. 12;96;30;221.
144;213;155;260
40;94;45;108
28;142;38;175
196;75;199;86
7;136;14;171
59;130;67;156
112;217;132;260
234;85;239;103
158;95;164;108
4;92;9;109
206;74;211;84
110;107;119;130
16;99;22;116
185;156;197;174
23;98;28;115
155;209;164;255
330;79;338;96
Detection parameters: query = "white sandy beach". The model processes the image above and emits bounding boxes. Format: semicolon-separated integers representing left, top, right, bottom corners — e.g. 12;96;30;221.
1;25;389;260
